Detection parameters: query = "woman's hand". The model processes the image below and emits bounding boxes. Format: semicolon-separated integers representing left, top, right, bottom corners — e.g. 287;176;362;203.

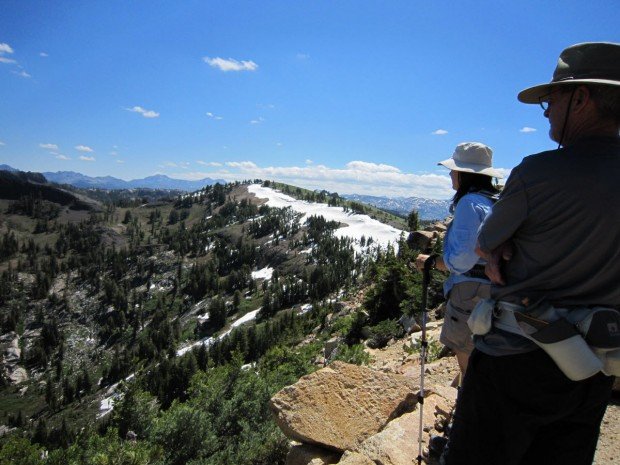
415;254;447;272
415;254;430;270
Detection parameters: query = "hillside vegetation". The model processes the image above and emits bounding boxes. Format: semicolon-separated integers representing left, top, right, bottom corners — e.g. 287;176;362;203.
0;177;445;464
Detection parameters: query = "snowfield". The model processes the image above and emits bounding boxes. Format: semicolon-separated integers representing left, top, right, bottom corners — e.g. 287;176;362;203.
247;184;405;251
251;267;274;280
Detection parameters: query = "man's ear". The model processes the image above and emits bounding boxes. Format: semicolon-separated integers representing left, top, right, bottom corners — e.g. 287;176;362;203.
572;86;591;111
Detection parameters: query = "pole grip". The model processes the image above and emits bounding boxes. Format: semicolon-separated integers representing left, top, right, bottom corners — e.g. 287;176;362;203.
421;254;438;312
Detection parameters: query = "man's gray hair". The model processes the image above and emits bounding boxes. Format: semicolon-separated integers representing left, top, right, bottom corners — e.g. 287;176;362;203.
588;85;620;125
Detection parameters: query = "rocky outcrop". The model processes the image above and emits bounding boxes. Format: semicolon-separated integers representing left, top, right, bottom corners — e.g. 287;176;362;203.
270;361;457;465
407;231;436;252
407;222;448;252
285;444;342;465
1;332;28;385
269;361;419;452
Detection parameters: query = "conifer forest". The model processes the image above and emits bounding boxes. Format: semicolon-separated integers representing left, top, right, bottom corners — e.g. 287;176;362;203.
0;177;445;465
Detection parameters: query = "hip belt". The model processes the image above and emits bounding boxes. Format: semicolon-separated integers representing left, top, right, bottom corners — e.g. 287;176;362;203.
467;299;620;381
463;264;488;280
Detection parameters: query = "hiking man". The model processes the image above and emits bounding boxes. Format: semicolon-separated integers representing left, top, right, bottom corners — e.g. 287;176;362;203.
442;42;620;465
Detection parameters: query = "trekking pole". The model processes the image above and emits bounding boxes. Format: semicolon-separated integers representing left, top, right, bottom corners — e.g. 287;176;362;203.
416;254;438;465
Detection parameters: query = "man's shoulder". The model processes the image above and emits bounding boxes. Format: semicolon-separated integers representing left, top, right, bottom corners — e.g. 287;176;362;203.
519;137;620;172
511;148;566;180
520;148;561;167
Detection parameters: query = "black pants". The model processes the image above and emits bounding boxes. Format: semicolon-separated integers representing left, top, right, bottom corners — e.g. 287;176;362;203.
442;349;614;465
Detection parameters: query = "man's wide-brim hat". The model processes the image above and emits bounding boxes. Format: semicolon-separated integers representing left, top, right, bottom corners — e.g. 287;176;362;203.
518;42;620;104
438;142;503;178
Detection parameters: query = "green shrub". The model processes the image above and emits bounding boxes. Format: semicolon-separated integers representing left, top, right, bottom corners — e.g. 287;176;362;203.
366;319;404;349
0;436;43;465
405;337;443;363
331;344;371;365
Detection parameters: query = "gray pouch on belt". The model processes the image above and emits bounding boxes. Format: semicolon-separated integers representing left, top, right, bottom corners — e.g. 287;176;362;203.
467;298;495;336
571;307;620;377
515;312;603;381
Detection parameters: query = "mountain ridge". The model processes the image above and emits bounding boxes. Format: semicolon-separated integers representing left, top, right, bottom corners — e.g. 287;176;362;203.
41;170;227;191
1;165;450;219
343;193;450;221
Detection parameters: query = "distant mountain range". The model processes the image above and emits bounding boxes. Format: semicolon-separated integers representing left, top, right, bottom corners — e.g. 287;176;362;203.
0;164;449;219
0;164;18;172
343;193;450;221
0;165;225;191
0;168;101;211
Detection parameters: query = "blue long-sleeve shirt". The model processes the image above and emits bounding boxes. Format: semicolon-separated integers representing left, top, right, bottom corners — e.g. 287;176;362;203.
443;192;494;297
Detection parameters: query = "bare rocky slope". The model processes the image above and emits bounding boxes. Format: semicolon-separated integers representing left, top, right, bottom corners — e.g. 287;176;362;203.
271;316;619;465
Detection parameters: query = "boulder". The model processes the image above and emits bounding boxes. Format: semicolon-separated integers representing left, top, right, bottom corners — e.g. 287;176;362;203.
0;331;17;343
398;314;420;334
270;361;418;451
8;367;28;384
348;393;453;465
4;346;21;363
336;452;375;465
324;337;342;360
407;231;435;252
346;411;420;465
285;443;342;465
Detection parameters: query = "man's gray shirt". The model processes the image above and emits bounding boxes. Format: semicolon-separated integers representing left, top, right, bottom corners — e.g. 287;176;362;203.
476;137;620;355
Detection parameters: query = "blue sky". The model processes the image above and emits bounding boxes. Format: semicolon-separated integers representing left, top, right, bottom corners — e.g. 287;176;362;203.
1;1;618;198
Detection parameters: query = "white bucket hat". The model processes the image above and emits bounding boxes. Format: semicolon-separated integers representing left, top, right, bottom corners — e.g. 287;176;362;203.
438;142;503;179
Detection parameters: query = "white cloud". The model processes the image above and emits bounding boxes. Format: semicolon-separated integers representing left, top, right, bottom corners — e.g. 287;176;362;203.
0;141;5;146
296;53;310;60
494;168;512;179
206;112;223;120
345;161;401;173
197;161;222;167
305;159;313;165
172;159;462;198
431;129;448;135
0;43;14;54
75;145;94;152
250;117;264;125
79;155;95;161
203;56;258;72
116;159;125;164
40;52;48;57
127;106;159;118
196;160;223;167
226;161;258;170
0;44;18;66
276;142;283;147
110;151;118;156
12;70;31;78
39;143;59;150
162;161;189;169
519;127;537;133
55;154;70;160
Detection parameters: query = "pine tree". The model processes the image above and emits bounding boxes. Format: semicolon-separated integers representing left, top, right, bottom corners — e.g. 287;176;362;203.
407;210;420;231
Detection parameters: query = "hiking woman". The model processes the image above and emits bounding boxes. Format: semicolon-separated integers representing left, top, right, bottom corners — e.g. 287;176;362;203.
415;142;502;379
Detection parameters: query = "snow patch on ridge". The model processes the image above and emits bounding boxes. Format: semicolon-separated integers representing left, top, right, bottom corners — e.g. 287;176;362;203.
247;184;405;251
